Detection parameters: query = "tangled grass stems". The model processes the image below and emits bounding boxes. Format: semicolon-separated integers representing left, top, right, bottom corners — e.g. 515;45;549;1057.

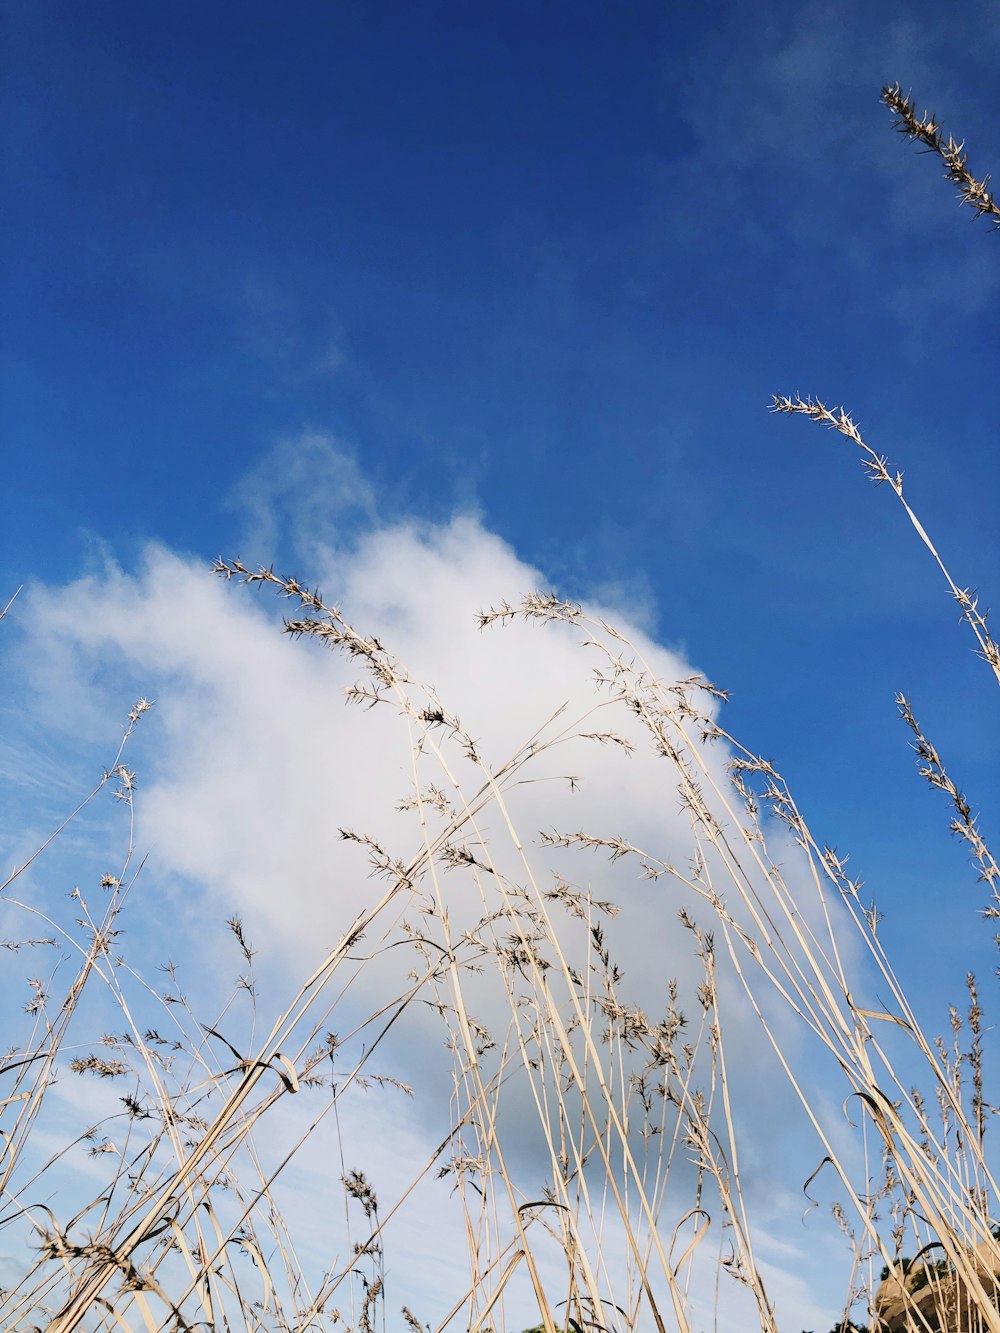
205;563;791;1333
0;696;496;1330
2;536;997;1330
10;543;996;1329
503;594;999;1311
222;562;999;1330
2;80;998;1333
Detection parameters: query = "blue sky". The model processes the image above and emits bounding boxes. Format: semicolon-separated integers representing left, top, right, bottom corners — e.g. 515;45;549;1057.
2;2;999;1328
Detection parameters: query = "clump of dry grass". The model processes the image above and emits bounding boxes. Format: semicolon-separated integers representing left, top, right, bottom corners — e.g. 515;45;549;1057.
0;84;996;1333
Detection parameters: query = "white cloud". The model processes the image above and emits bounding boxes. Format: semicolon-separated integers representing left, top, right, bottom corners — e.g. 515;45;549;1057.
2;458;881;1329
226;429;378;565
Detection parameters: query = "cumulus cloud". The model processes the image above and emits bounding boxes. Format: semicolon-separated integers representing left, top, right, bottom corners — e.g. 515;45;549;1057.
2;443;874;1328
15;515;708;962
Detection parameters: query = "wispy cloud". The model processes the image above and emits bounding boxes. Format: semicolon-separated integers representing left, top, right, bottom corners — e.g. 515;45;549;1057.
225;429;378;565
634;0;1000;324
240;274;351;381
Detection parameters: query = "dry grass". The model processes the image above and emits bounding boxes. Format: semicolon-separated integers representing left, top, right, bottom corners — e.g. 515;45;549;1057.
0;85;996;1333
881;83;1000;230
